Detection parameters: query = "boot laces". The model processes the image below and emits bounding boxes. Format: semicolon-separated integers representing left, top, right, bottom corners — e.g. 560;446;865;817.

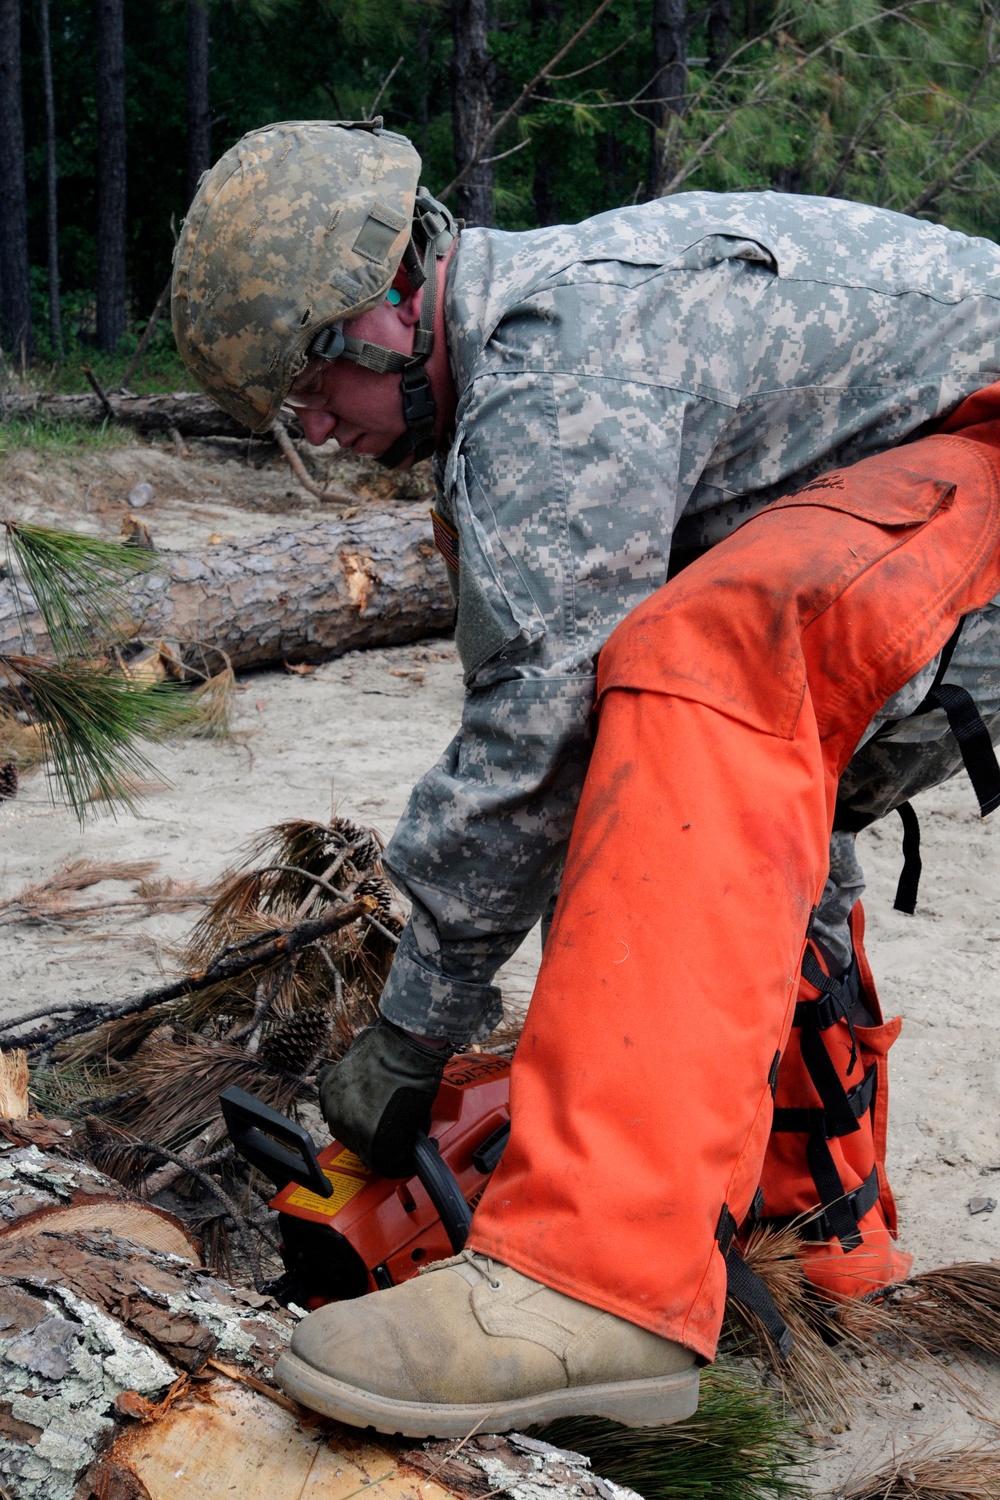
459;1247;502;1290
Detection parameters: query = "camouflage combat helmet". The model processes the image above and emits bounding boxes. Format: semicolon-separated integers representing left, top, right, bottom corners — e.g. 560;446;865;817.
172;118;458;465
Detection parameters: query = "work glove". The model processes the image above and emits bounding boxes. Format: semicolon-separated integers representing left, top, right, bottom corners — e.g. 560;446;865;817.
318;1016;451;1178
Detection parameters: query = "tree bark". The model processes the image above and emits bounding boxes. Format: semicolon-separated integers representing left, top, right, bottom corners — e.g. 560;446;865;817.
0;1206;605;1500
707;0;731;71
38;0;63;356
451;0;494;226
186;0;211;207
530;0;559;227
96;0;128;352
0;0;32;364
0;1134;199;1259
0;505;455;670
646;0;687;200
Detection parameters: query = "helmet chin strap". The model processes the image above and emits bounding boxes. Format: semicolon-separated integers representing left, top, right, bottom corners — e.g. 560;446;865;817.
309;191;457;470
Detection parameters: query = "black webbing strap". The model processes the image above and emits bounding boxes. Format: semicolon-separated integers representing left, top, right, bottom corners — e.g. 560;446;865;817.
925;683;1000;817
892;801;922;914
771;1062;876;1135
805;1134;864;1250
763;1167;880;1244
796;1167;880;1244
799;949;860;1074
789;951;874;1251
716;1204;794;1358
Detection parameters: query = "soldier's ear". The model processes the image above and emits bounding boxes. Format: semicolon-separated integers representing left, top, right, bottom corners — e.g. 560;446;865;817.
389;267;421;325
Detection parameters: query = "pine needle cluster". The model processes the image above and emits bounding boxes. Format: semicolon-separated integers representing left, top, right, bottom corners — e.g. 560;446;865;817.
539;1364;810;1500
0;519;190;816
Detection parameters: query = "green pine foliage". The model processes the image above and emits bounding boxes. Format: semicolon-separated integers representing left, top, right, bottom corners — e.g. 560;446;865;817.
1;522;189;818
539;1363;810;1500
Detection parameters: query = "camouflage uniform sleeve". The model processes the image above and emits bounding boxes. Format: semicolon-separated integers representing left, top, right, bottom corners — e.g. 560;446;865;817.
380;315;743;1042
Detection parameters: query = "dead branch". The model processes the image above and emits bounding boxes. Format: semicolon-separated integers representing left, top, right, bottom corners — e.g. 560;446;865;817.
271;415;355;503
901;124;1000;217
2;896;375;1052
439;0;615;202
120;276;172;392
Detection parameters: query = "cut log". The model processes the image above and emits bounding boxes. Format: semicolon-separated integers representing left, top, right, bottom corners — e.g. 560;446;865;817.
0;505;454;671
0;390;263;439
0;1049;28;1119
0;1135;199;1262
0;1217;610;1500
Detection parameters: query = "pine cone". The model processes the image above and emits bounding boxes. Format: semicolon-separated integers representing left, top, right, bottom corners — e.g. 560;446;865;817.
0;761;18;800
328;816;380;871
259;1006;333;1077
355;875;394;920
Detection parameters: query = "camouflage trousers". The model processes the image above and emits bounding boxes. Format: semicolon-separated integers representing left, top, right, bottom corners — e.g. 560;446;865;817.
812;594;1000;968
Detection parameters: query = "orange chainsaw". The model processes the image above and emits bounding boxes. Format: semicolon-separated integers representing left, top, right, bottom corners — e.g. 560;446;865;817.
220;1053;510;1308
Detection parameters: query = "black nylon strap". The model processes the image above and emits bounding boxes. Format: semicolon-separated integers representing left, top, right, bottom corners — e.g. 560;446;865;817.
788;1167;880;1244
805;1135;865;1250
800;950;860;1074
893;800;922;913
799;1023;862;1138
927;683;1000;817
771;1063;876;1135
715;1204;793;1358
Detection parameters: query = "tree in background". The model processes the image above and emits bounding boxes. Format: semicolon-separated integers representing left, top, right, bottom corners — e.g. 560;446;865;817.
647;0;688;199
96;0;126;352
0;0;33;365
37;0;63;356
451;0;495;226
186;0;211;207
10;0;1000;367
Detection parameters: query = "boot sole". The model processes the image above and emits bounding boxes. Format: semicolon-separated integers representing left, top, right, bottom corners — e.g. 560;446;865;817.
274;1351;700;1438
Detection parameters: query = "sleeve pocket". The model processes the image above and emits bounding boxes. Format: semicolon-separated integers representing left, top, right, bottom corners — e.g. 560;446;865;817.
452;452;546;680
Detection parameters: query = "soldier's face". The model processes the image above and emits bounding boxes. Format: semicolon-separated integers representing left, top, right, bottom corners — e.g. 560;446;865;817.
285;280;418;462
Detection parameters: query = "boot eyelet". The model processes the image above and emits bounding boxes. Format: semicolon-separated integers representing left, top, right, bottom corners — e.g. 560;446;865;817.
489;1278;502;1291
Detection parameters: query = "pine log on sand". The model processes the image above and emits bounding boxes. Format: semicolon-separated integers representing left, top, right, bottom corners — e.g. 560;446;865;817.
0;1142;615;1500
0;505;455;671
0;1120;199;1263
0;390;256;440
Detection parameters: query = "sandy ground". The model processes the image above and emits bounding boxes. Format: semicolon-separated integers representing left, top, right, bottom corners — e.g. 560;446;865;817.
2;434;1000;1493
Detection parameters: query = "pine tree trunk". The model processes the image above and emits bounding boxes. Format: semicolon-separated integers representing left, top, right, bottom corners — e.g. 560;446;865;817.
0;0;32;365
186;0;211;207
38;0;63;356
707;0;731;71
0;505;455;670
530;0;559;226
646;0;687;200
451;0;494;227
96;0;128;353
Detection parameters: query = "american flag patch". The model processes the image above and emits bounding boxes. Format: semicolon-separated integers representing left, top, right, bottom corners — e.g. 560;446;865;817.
430;508;460;573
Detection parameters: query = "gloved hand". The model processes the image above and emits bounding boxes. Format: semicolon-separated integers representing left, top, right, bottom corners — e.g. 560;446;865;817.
318;1016;451;1178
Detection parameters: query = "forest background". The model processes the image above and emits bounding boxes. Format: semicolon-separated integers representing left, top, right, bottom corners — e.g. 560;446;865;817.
2;0;1000;383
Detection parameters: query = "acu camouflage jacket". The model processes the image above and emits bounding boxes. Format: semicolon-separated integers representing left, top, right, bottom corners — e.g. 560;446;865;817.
378;190;1000;1045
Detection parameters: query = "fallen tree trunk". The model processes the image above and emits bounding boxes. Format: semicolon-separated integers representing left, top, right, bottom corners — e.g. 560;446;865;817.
0;1128;199;1262
0;1208;610;1500
0;505;455;671
0;389;268;439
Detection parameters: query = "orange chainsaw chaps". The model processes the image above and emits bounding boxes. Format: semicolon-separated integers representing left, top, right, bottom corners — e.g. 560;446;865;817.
757;904;912;1300
469;419;1000;1360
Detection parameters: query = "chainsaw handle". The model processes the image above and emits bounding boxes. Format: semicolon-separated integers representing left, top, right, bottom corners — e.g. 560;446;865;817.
413;1131;472;1253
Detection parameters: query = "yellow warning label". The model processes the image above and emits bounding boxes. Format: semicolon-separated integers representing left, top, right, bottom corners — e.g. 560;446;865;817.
330;1146;369;1175
285;1167;368;1217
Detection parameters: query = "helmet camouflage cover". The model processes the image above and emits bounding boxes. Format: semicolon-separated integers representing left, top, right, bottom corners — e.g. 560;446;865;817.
172;119;421;433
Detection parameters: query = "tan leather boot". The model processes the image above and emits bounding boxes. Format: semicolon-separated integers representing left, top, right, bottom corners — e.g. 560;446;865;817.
275;1250;699;1437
